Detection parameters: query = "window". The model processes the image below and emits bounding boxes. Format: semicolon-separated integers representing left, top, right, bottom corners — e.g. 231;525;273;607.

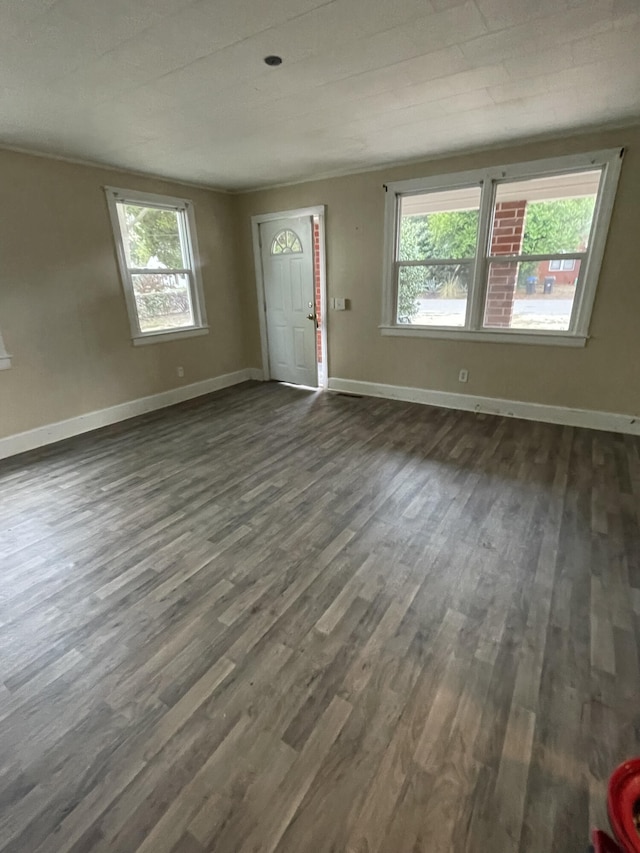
105;187;208;344
382;149;623;345
271;229;303;254
549;259;576;271
397;185;480;328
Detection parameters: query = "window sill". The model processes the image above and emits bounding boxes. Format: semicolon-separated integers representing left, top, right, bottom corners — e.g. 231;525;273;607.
132;326;209;346
379;325;588;347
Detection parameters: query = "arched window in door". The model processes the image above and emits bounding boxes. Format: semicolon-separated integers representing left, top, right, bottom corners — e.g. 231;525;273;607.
271;229;303;255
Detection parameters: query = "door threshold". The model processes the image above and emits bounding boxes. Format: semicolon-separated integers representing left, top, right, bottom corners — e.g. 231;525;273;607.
277;381;321;392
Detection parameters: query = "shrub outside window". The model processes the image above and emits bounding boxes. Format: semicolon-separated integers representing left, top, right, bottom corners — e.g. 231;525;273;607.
105;187;208;344
382;149;623;346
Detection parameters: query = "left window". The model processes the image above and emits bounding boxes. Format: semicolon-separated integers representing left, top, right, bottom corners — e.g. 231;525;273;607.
105;187;208;344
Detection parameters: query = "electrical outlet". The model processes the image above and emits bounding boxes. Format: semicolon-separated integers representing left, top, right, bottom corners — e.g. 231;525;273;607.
458;369;468;383
177;366;184;378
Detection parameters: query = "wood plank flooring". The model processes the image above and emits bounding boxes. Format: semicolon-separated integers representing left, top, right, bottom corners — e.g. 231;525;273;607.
1;381;639;852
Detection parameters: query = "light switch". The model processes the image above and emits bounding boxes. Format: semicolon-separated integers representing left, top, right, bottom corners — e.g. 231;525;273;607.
334;297;346;310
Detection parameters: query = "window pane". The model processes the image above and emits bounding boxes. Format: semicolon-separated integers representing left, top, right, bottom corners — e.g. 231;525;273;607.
489;170;601;257
398;186;481;261
397;264;470;327
483;260;581;332
271;229;303;254
131;273;194;332
118;203;187;268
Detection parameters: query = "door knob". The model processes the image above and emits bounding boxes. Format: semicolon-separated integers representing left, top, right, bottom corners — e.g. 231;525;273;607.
307;313;315;320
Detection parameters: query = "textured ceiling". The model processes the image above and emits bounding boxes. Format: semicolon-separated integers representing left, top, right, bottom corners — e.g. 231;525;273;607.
1;0;639;190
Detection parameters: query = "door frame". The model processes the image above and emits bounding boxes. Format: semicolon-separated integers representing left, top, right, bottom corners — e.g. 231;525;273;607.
251;206;328;388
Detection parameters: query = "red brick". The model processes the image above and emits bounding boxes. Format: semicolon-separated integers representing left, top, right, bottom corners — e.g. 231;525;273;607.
496;201;525;211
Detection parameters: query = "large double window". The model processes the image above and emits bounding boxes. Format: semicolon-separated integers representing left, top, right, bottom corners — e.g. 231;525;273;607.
382;149;623;345
106;187;208;345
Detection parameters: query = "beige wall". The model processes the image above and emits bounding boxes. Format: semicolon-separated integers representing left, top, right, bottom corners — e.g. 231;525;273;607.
0;149;246;439
1;126;638;445
236;125;640;416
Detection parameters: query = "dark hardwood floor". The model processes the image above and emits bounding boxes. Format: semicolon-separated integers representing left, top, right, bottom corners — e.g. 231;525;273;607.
1;381;639;853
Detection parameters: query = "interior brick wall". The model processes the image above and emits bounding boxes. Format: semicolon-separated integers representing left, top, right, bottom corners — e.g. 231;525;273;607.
485;201;526;327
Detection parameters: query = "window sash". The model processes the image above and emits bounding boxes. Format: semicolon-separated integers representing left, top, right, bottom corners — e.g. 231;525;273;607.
395;257;475;267
114;197;186;213
485;252;585;264
394;259;476;329
392;183;484;331
479;251;586;335
127;267;193;276
126;269;201;336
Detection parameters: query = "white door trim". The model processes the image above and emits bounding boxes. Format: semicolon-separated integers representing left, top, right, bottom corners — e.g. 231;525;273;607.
251;206;327;387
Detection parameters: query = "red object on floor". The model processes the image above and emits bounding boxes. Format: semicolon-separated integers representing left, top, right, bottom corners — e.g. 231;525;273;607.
607;759;640;853
592;829;624;853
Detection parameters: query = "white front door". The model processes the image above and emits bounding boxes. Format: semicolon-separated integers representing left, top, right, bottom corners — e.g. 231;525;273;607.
259;217;318;387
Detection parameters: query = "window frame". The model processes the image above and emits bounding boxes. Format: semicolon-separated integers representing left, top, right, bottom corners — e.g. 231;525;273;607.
0;330;10;370
105;186;208;345
381;148;623;347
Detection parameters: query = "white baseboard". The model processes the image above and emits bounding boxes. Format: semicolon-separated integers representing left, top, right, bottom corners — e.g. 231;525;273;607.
0;368;263;461
327;377;640;436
